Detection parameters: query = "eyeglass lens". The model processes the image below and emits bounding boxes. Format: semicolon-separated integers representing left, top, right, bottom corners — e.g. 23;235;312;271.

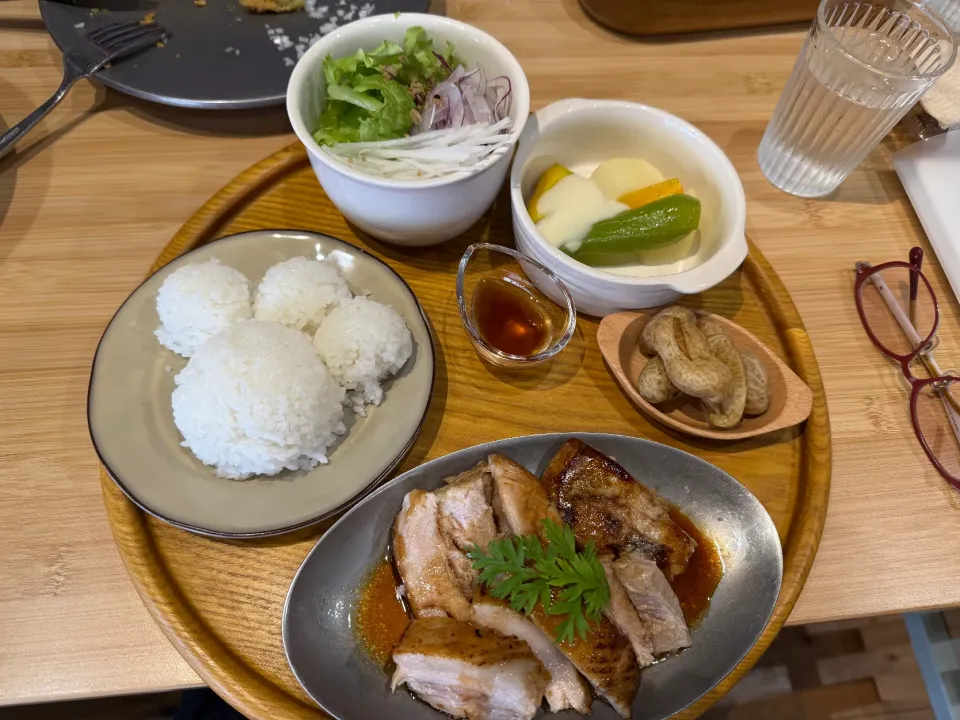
858;265;936;358
915;380;960;482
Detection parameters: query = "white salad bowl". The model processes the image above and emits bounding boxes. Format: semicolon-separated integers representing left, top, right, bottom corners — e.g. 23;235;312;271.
287;14;530;247
510;99;747;316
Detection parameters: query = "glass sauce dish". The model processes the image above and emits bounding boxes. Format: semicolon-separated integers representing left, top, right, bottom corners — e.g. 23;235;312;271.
457;243;576;368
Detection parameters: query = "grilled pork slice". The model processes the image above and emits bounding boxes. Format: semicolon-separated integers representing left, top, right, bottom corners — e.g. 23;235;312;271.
435;469;500;596
614;550;691;655
391;617;549;720
393;490;471;621
541;439;696;578
470;454;640;716
443;460;494;494
600;557;655;668
443;459;517;534
472;595;592;714
531;606;640;719
488;453;561;538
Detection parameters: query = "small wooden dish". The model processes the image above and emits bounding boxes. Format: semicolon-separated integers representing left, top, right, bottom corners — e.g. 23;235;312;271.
597;310;813;440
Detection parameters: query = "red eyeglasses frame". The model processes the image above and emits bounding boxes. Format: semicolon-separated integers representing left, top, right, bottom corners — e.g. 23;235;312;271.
854;257;960;491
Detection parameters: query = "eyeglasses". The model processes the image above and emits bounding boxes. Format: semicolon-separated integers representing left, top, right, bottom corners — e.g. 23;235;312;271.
854;247;960;491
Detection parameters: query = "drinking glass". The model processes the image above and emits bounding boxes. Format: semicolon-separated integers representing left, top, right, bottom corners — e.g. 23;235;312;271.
924;0;960;32
854;247;960;490
758;0;956;198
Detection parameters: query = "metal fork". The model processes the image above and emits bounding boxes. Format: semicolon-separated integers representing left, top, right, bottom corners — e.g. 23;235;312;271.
0;21;169;157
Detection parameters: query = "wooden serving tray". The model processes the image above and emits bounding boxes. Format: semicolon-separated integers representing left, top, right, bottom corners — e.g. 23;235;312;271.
102;143;831;720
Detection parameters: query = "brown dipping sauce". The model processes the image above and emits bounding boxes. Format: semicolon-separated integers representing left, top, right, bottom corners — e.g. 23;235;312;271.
472;277;551;357
667;509;724;625
354;557;410;667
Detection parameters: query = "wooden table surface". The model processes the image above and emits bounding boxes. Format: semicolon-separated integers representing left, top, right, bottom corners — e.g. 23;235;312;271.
2;0;959;707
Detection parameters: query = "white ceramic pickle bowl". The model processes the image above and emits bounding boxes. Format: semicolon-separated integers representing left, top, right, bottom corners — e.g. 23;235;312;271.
509;99;748;316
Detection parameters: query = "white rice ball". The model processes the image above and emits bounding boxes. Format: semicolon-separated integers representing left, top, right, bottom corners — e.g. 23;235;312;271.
254;257;351;333
313;296;413;415
172;321;346;480
155;259;252;357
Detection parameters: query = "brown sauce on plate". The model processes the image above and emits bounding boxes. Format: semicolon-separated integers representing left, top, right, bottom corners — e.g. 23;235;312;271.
472;277;551;357
667;509;724;625
354;557;410;667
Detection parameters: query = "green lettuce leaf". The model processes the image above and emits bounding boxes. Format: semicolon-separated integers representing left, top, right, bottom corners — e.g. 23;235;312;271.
352;75;415;142
327;82;383;112
399;26;441;85
321;40;404;86
314;75;414;145
313;26;458;146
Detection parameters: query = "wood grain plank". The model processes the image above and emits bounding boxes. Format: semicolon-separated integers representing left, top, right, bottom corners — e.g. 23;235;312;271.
706;678;881;719
874;673;934;705
818;646;918;686
860;620;914;652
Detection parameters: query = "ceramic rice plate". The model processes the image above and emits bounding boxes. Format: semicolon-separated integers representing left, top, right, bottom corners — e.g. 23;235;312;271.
88;230;434;537
283;432;783;720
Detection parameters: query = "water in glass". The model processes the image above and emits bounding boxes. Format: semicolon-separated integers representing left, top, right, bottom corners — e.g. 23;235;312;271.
758;0;956;197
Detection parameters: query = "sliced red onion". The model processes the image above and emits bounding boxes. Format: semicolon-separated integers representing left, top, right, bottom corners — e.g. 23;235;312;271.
433;105;451;130
495;91;510;121
459;65;486;98
430;65;465;96
418;88;462;132
459;65;479;85
487;77;510;104
463;85;494;125
417;64;511;133
440;83;465;127
418;100;438;133
414;66;464;134
488;76;512;121
433;50;452;73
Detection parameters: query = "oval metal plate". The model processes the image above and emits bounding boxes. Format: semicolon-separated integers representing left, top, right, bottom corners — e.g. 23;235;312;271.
283;432;783;720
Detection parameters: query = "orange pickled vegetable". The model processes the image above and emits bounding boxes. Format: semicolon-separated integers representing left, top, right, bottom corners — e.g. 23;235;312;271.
618;178;683;209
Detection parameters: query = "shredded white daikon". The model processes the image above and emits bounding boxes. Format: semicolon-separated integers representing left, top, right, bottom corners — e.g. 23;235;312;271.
322;119;513;180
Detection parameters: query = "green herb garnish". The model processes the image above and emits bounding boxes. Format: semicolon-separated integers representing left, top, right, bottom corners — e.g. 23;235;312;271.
468;519;610;644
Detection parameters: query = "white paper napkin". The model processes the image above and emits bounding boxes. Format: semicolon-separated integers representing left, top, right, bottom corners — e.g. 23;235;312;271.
892;131;960;304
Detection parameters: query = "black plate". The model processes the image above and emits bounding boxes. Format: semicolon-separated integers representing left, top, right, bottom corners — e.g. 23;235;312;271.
40;0;429;109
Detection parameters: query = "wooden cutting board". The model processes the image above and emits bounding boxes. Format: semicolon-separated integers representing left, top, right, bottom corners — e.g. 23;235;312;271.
101;142;831;719
579;0;819;36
